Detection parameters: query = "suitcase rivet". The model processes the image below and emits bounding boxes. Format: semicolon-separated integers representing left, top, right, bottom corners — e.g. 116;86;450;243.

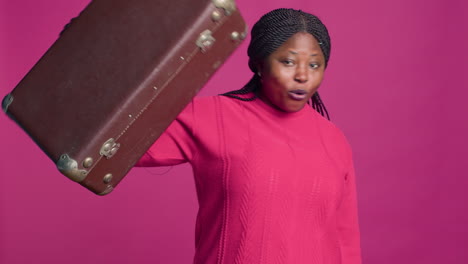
153;86;158;90
231;31;240;41
83;157;93;168
103;173;113;184
180;56;185;61
240;26;249;40
212;60;222;69
211;10;222;21
240;30;247;40
129;114;132;118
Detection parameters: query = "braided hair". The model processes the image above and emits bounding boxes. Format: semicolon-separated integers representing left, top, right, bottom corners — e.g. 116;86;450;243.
221;8;331;119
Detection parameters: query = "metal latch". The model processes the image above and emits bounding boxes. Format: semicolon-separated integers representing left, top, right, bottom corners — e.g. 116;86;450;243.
100;138;120;159
196;30;216;53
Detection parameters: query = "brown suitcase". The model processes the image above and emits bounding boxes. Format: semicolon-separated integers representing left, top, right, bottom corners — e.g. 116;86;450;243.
2;0;246;195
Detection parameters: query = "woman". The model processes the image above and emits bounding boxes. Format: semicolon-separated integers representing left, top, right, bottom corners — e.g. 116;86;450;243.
137;8;362;264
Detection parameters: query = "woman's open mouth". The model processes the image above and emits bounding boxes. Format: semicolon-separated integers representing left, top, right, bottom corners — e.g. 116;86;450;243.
288;89;308;101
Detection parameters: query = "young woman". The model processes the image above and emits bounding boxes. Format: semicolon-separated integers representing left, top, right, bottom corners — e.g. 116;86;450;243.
137;8;362;264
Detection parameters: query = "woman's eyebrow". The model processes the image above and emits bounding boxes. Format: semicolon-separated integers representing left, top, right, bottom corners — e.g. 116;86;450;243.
288;50;319;57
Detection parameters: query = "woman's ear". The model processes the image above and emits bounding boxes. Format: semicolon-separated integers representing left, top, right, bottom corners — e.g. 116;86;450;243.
256;61;264;77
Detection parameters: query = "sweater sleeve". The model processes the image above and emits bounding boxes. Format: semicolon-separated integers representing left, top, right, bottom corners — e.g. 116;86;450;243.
337;152;362;264
135;101;196;167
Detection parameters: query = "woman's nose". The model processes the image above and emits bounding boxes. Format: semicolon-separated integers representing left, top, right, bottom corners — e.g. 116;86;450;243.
294;66;308;83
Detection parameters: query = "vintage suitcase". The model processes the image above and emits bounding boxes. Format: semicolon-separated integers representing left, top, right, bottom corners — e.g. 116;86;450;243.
2;0;247;195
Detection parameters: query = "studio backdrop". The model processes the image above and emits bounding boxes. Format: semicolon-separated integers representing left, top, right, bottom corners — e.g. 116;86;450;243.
1;0;467;263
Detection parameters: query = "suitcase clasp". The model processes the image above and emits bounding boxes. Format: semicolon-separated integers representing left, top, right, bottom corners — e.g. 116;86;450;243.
196;30;216;53
100;138;120;159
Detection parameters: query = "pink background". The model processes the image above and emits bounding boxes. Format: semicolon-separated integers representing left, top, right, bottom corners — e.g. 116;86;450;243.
1;0;467;263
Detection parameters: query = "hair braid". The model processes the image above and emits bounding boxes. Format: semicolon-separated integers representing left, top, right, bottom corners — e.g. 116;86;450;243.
221;8;331;120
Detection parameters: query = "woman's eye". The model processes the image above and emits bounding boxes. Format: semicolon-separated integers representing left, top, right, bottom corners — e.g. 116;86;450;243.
310;63;319;69
281;59;294;66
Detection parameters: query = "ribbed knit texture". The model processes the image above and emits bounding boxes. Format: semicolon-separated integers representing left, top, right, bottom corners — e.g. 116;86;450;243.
137;95;361;264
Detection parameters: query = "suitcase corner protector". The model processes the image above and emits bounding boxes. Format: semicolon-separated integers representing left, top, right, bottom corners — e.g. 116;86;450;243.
2;93;13;113
213;0;237;15
57;154;88;182
98;185;114;196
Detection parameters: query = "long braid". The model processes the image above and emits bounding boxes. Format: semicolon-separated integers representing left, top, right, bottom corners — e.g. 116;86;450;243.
311;93;330;120
221;75;259;101
221;8;331;120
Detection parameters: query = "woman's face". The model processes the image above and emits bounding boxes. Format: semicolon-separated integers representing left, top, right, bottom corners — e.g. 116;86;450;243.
258;32;325;112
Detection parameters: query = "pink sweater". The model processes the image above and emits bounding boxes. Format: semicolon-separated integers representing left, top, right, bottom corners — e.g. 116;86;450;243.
137;95;361;264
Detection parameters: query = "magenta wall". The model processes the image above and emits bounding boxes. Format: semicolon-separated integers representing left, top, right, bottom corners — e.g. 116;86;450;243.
1;0;467;263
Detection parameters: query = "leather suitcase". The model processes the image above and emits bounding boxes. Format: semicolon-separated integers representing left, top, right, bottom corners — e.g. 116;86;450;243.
2;0;247;195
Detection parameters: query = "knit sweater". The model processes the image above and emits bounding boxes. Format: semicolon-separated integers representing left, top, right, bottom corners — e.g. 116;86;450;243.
137;95;362;264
